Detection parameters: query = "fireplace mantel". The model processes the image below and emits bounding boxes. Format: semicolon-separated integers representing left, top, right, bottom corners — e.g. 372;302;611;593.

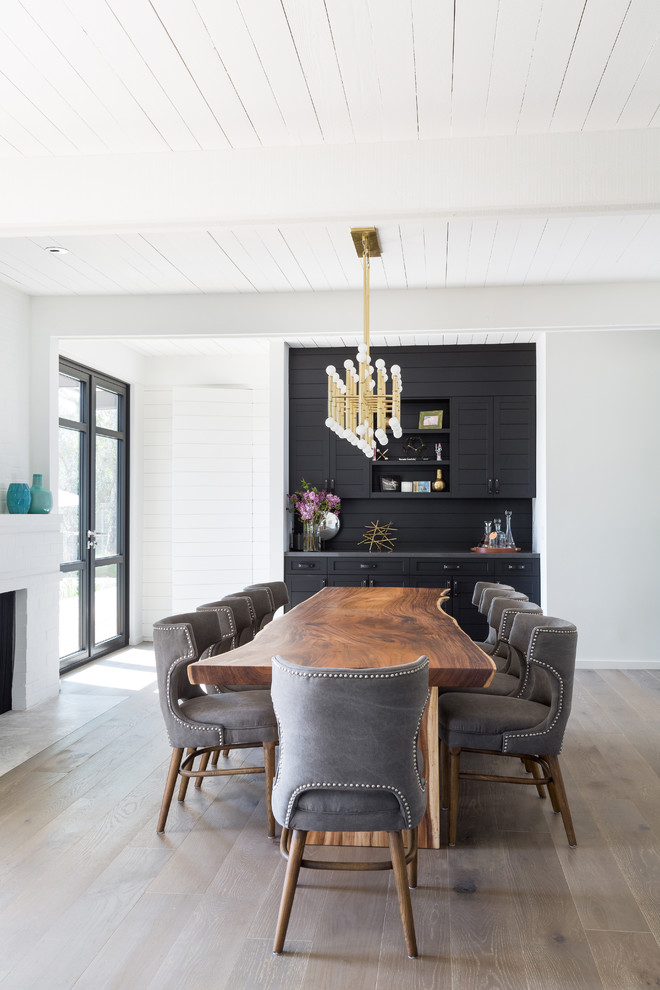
0;514;61;709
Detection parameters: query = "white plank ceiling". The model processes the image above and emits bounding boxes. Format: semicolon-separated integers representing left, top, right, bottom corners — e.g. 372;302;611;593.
0;0;659;298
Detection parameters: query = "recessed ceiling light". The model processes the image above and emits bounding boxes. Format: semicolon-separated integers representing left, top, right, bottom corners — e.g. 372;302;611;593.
44;246;68;255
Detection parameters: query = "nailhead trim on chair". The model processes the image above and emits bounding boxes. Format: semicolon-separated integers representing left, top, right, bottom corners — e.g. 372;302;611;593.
502;624;575;751
201;605;237;651
413;693;430;791
160;623;224;745
283;781;414;829
516;625;575;698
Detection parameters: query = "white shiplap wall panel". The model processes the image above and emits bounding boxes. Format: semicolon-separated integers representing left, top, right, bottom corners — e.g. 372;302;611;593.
502;217;547;286
583;1;660;131
254;227;314;291
280;226;333;291
282;0;354;145
516;0;587;134
378;225;407;289
411;0;455;140
170;386;253;613
542;216;595;282
523;217;573;284
399;222;428;289
121;234;204;292
142;387;173;636
484;218;524;285
483;0;544;135
613;214;660;279
235;0;323;144
450;0;500;136
550;0;633;133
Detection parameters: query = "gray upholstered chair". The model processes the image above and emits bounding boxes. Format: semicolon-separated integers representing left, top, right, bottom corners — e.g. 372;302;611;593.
471;580;514;607
439;611;578;848
270;654;430;958
474;588;529;654
153;611;278;836
244;581;290;616
198;596;254;647
224;588;275;632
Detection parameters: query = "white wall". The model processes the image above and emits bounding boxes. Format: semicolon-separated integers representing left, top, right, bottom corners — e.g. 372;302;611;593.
544;329;660;665
0;284;31;507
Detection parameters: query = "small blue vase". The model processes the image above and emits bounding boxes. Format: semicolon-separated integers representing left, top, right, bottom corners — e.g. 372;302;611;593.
6;482;31;514
28;474;52;514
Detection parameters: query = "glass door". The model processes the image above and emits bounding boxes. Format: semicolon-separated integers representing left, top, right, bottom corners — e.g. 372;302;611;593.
58;359;129;672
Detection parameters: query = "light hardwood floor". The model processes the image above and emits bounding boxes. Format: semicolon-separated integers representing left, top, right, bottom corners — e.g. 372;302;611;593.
1;648;659;989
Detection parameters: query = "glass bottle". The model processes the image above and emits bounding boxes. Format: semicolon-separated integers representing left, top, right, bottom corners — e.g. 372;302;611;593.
504;510;516;549
493;518;506;548
480;520;493;549
432;469;446;491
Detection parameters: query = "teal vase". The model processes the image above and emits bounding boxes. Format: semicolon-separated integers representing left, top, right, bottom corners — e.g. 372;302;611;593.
6;483;31;513
28;474;52;514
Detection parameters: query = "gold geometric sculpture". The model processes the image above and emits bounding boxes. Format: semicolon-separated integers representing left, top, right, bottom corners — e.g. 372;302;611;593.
358;520;398;553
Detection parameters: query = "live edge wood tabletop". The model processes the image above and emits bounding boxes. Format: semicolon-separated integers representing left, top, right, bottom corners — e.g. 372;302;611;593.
188;586;495;849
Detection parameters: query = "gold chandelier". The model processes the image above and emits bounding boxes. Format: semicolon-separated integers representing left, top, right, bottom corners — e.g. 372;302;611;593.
325;227;403;458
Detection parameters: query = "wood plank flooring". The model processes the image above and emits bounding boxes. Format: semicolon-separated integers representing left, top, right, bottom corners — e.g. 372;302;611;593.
0;649;659;989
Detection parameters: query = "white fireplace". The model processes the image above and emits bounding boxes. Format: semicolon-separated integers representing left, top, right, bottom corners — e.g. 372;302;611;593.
0;515;61;709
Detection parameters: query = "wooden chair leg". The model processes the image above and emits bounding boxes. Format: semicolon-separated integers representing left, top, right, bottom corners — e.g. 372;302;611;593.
194;749;211;788
440;739;450;809
178;748;196;801
406;828;418;889
448;747;461;847
388;831;418;958
527;758;548;800
263;741;276;838
544;755;577;847
210;749;220;767
273;829;307;954
157;748;183;833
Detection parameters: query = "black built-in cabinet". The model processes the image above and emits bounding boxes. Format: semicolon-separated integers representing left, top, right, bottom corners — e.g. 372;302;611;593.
286;343;539;627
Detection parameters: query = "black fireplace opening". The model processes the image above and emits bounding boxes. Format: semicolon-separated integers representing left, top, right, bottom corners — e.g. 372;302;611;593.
0;591;15;714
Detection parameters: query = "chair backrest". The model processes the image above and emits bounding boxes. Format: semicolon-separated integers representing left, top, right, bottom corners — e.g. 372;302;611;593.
492;600;543;670
471;580;514;607
504;612;578;755
270;655;430;832
224;589;274;631
198;597;255;646
244;581;290;613
153;611;225;748
479;587;528;622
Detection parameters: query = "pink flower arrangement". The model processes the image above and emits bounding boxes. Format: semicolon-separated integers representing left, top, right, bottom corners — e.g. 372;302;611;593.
289;479;341;524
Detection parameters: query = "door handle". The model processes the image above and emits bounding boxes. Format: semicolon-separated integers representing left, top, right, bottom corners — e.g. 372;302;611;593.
86;529;106;549
360;563;376;569
361;578;369;587
442;563;460;570
487;479;493;494
494;478;500;494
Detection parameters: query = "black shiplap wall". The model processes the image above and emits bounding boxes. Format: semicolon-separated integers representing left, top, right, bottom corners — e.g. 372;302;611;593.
289;344;536;553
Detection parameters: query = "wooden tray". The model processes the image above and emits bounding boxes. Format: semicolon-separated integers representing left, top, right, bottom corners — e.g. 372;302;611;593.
470;547;520;553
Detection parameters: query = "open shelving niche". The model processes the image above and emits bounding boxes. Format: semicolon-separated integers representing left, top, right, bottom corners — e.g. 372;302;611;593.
370;398;451;497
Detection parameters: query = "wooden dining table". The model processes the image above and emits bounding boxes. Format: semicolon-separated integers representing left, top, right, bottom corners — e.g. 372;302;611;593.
188;585;495;848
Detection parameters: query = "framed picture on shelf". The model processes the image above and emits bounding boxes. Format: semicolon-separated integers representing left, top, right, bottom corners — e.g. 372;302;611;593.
401;481;413;493
380;475;400;492
418;410;443;429
413;480;431;493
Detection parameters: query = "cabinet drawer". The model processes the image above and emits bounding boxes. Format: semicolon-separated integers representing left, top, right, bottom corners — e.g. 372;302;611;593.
493;559;539;577
410;558;489;577
328;558;408;576
285;557;328;574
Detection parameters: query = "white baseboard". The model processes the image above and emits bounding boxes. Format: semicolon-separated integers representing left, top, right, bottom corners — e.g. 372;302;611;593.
576;659;660;669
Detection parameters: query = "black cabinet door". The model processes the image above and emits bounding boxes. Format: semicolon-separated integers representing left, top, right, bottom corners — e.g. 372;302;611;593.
453;397;491;496
454;396;535;498
289;399;330;492
289;398;368;498
492;396;536;497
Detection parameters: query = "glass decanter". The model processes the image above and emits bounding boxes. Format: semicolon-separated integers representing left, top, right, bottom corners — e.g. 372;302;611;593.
504;510;516;549
480;520;493;549
493;518;506;548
